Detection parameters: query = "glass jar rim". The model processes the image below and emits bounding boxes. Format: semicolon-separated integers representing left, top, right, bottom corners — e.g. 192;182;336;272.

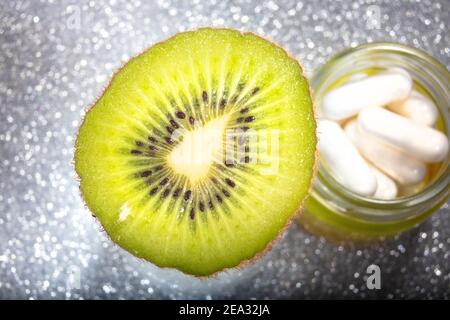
313;42;450;81
311;42;450;216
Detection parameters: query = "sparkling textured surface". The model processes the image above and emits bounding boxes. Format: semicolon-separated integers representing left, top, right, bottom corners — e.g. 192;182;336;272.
0;0;449;299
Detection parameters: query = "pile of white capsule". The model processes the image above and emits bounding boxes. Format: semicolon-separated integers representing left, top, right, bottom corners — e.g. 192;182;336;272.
317;68;449;200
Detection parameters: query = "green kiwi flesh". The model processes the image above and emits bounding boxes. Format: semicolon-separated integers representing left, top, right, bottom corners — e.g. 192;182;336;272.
75;28;316;276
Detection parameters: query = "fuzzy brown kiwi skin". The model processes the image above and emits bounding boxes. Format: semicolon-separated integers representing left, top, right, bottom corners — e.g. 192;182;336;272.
73;27;317;278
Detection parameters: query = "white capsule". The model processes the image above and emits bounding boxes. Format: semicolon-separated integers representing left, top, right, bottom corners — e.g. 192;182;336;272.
388;90;439;126
358;106;448;163
317;119;377;196
345;121;426;185
370;166;398;200
321;68;412;121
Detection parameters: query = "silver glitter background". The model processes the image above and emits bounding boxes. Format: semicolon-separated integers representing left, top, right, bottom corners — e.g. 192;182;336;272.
0;0;449;300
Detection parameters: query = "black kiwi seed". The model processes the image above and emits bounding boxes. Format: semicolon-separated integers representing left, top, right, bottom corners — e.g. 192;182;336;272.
189;116;195;125
150;187;158;195
222;189;231;197
243;156;251;163
166;126;174;134
244;116;255;123
224;161;234;168
208;200;213;209
242;126;249;132
251;87;260;95
148;136;157;143
173;188;182;198
131;149;142;155
184;190;192;201
135;141;144;147
219;99;226;108
236;117;243;123
189;208;195;220
160;177;169;185
170;120;179;129
154;165;163;171
245;146;250;152
202;91;208;103
162;189;170;198
225;178;236;188
238;83;245;91
176;111;186;119
199;201;205;212
231;95;238;104
165;137;174;144
140;170;152;177
149;145;157;151
240;107;249;114
215;194;222;203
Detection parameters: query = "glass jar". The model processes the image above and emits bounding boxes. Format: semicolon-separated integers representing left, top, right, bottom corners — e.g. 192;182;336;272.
299;42;450;242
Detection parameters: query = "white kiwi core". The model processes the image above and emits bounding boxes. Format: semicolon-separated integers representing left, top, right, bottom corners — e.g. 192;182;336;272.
168;116;229;183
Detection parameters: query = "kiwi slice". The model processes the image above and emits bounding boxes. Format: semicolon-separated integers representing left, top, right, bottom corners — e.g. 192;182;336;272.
75;28;316;276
